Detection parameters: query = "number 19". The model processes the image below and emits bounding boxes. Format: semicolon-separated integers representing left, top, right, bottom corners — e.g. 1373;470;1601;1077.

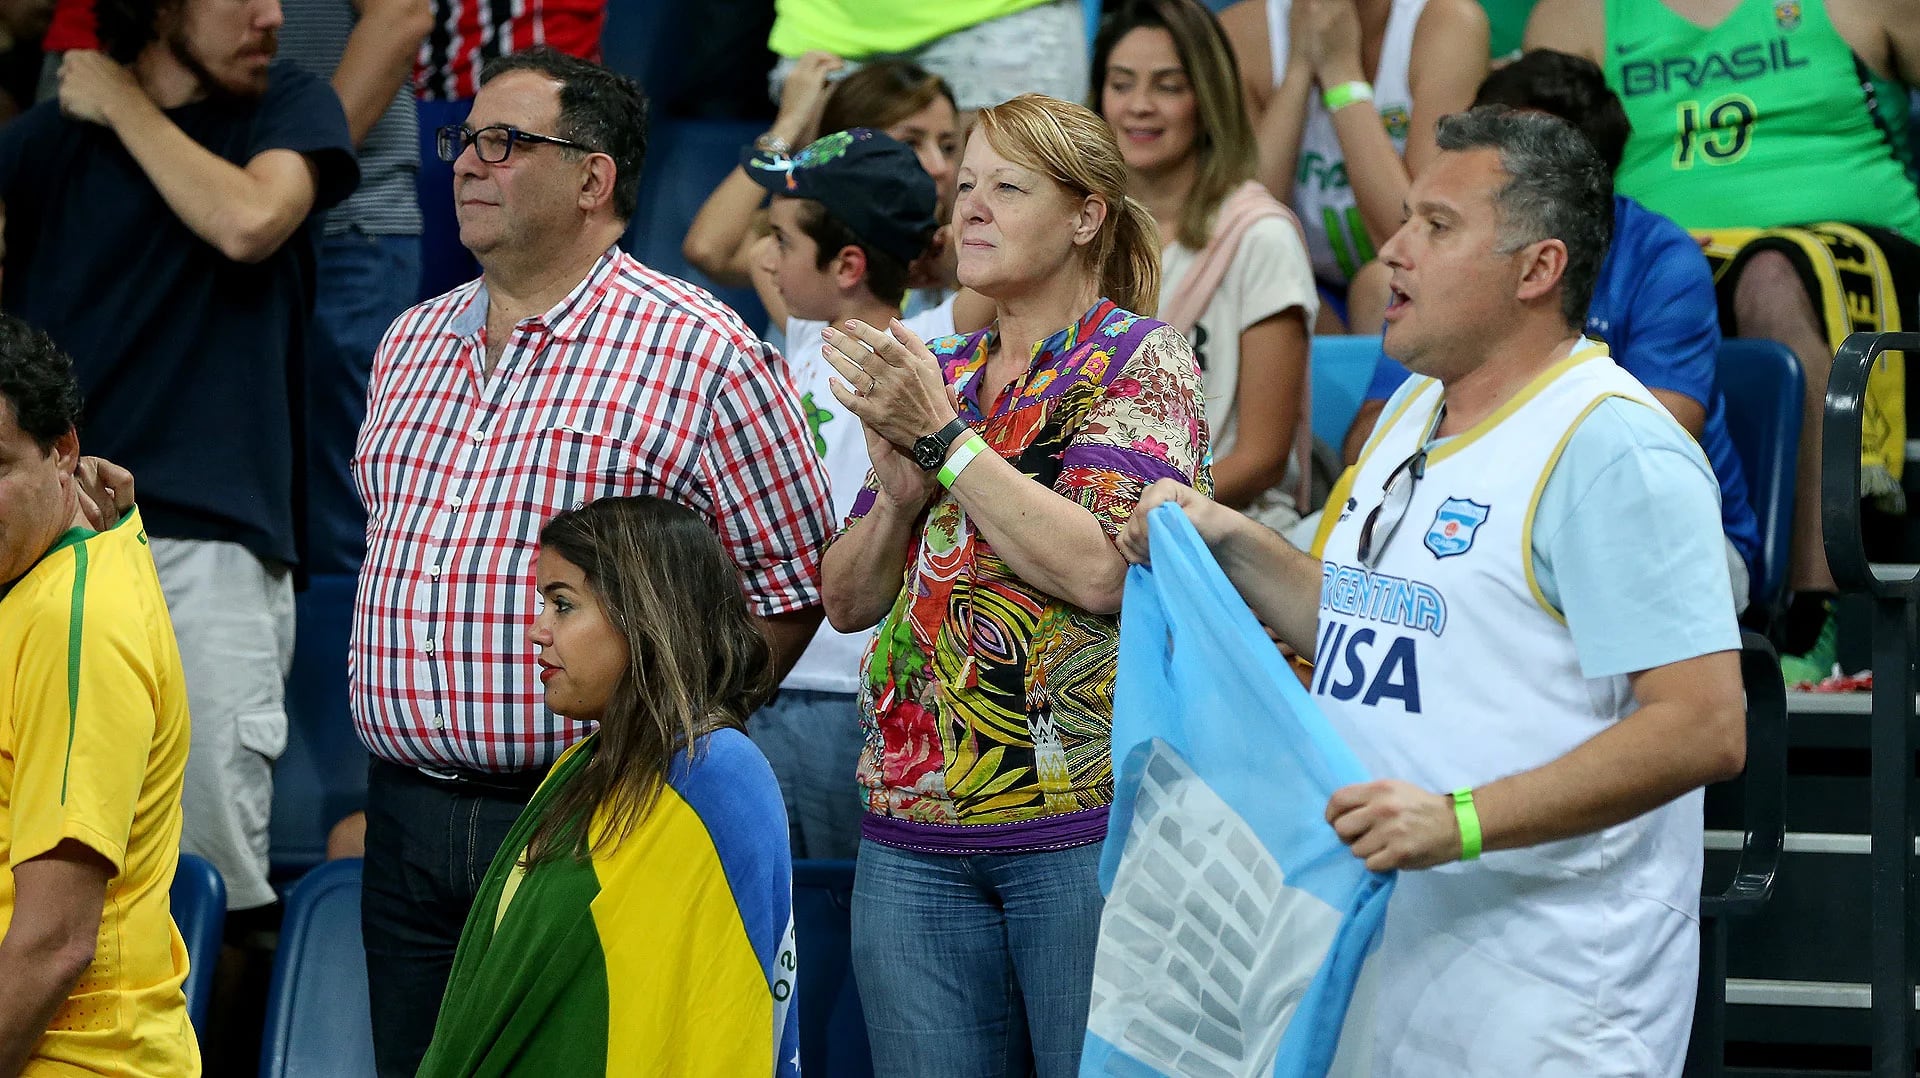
1675;94;1758;169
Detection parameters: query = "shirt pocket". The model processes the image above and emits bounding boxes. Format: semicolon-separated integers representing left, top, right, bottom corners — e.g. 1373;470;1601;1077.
512;426;636;519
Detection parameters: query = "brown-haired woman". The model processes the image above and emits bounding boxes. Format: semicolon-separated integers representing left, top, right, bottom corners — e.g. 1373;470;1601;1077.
1097;0;1320;534
416;496;799;1078
818;93;1210;1077
683;54;962;300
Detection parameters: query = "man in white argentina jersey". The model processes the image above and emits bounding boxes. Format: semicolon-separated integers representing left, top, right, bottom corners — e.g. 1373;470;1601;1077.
1121;106;1746;1075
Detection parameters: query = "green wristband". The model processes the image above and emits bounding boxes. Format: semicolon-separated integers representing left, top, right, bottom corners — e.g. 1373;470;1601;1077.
1451;788;1482;861
1322;80;1374;112
938;432;989;488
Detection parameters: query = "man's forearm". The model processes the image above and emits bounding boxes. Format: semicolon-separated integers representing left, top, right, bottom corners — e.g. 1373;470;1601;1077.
0;846;118;1074
758;606;825;684
1325;651;1746;872
334;0;432;145
0;939;90;1076
105;95;312;263
1215;512;1324;656
1473;691;1745;853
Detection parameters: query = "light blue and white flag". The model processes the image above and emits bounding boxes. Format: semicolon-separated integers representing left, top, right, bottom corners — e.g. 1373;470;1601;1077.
1083;504;1394;1078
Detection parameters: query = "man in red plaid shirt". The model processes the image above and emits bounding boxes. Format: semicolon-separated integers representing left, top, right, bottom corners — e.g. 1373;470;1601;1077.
350;48;832;1076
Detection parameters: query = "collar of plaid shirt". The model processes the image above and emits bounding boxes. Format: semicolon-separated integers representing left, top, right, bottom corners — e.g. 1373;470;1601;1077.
441;249;616;345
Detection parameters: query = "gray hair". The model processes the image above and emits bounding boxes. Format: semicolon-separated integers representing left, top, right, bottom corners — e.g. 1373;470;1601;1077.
1434;106;1613;329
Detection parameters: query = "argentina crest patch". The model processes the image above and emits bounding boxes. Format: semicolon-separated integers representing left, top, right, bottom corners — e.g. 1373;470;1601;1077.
1425;498;1490;558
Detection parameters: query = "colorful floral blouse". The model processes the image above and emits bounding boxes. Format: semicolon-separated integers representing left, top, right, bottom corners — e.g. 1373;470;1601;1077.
840;299;1210;853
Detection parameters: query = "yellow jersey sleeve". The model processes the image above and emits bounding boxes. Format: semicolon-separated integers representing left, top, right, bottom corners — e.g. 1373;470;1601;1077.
7;543;161;874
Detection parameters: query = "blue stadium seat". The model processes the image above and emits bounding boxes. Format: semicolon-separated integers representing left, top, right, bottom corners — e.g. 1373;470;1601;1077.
1310;335;1384;449
624;120;770;331
259;860;375;1078
792;859;872;1078
169;852;225;1043
1715;338;1805;622
274;574;369;880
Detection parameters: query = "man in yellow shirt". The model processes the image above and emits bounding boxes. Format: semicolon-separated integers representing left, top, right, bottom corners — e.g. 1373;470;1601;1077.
0;315;199;1077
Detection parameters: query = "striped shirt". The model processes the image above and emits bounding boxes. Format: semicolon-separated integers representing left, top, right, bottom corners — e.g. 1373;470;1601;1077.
279;0;424;237
416;0;604;101
351;247;832;772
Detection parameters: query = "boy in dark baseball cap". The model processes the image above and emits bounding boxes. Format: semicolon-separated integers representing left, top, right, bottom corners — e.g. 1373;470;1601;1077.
743;128;942;327
734;128;957;861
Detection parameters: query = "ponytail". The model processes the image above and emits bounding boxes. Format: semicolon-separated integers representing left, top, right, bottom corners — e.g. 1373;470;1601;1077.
1102;195;1163;317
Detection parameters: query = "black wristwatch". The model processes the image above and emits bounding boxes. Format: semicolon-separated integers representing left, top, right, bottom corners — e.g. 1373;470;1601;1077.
911;417;971;471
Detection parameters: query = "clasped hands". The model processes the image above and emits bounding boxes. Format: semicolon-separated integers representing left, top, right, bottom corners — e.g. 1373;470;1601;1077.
824;335;1467;874
821;318;962;506
1288;0;1366;88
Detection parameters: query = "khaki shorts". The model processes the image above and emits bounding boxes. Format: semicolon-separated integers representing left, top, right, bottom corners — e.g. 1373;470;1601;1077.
151;538;295;910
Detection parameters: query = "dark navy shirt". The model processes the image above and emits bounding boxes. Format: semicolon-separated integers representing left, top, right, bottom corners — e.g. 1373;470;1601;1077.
0;62;358;565
1362;194;1762;581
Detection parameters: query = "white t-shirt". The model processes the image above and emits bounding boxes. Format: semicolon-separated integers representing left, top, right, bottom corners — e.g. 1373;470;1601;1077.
1161;214;1318;531
778;298;958;694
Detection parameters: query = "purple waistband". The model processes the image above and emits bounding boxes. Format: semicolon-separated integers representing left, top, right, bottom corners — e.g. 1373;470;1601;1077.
861;806;1110;855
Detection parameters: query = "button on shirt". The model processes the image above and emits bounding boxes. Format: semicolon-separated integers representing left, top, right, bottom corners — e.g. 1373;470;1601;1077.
352;248;833;773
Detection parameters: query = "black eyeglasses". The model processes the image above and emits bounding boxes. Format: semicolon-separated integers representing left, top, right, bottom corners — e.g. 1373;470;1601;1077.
436;123;597;164
1356;447;1427;569
1356;405;1445;569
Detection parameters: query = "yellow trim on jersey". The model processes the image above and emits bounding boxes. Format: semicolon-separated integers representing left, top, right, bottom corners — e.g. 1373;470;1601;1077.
1311;466;1358;559
1520;393;1644;622
1357;343;1612;481
1425;343;1612;469
1355;377;1437;473
1428;342;1620;465
1339;344;1610;568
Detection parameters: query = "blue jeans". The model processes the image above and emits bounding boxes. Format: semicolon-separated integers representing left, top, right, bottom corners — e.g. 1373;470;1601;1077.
749;689;865;860
852;838;1105;1078
360;760;537;1078
415;98;481;301
305;228;421;574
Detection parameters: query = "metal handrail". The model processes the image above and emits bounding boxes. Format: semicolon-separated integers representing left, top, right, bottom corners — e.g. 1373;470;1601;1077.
1821;331;1920;600
1819;329;1920;1077
1711;633;1787;915
1691;634;1789;1078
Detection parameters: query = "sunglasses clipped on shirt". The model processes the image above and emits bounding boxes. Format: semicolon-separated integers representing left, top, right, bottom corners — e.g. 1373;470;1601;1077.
1356;404;1446;570
436;124;599;164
